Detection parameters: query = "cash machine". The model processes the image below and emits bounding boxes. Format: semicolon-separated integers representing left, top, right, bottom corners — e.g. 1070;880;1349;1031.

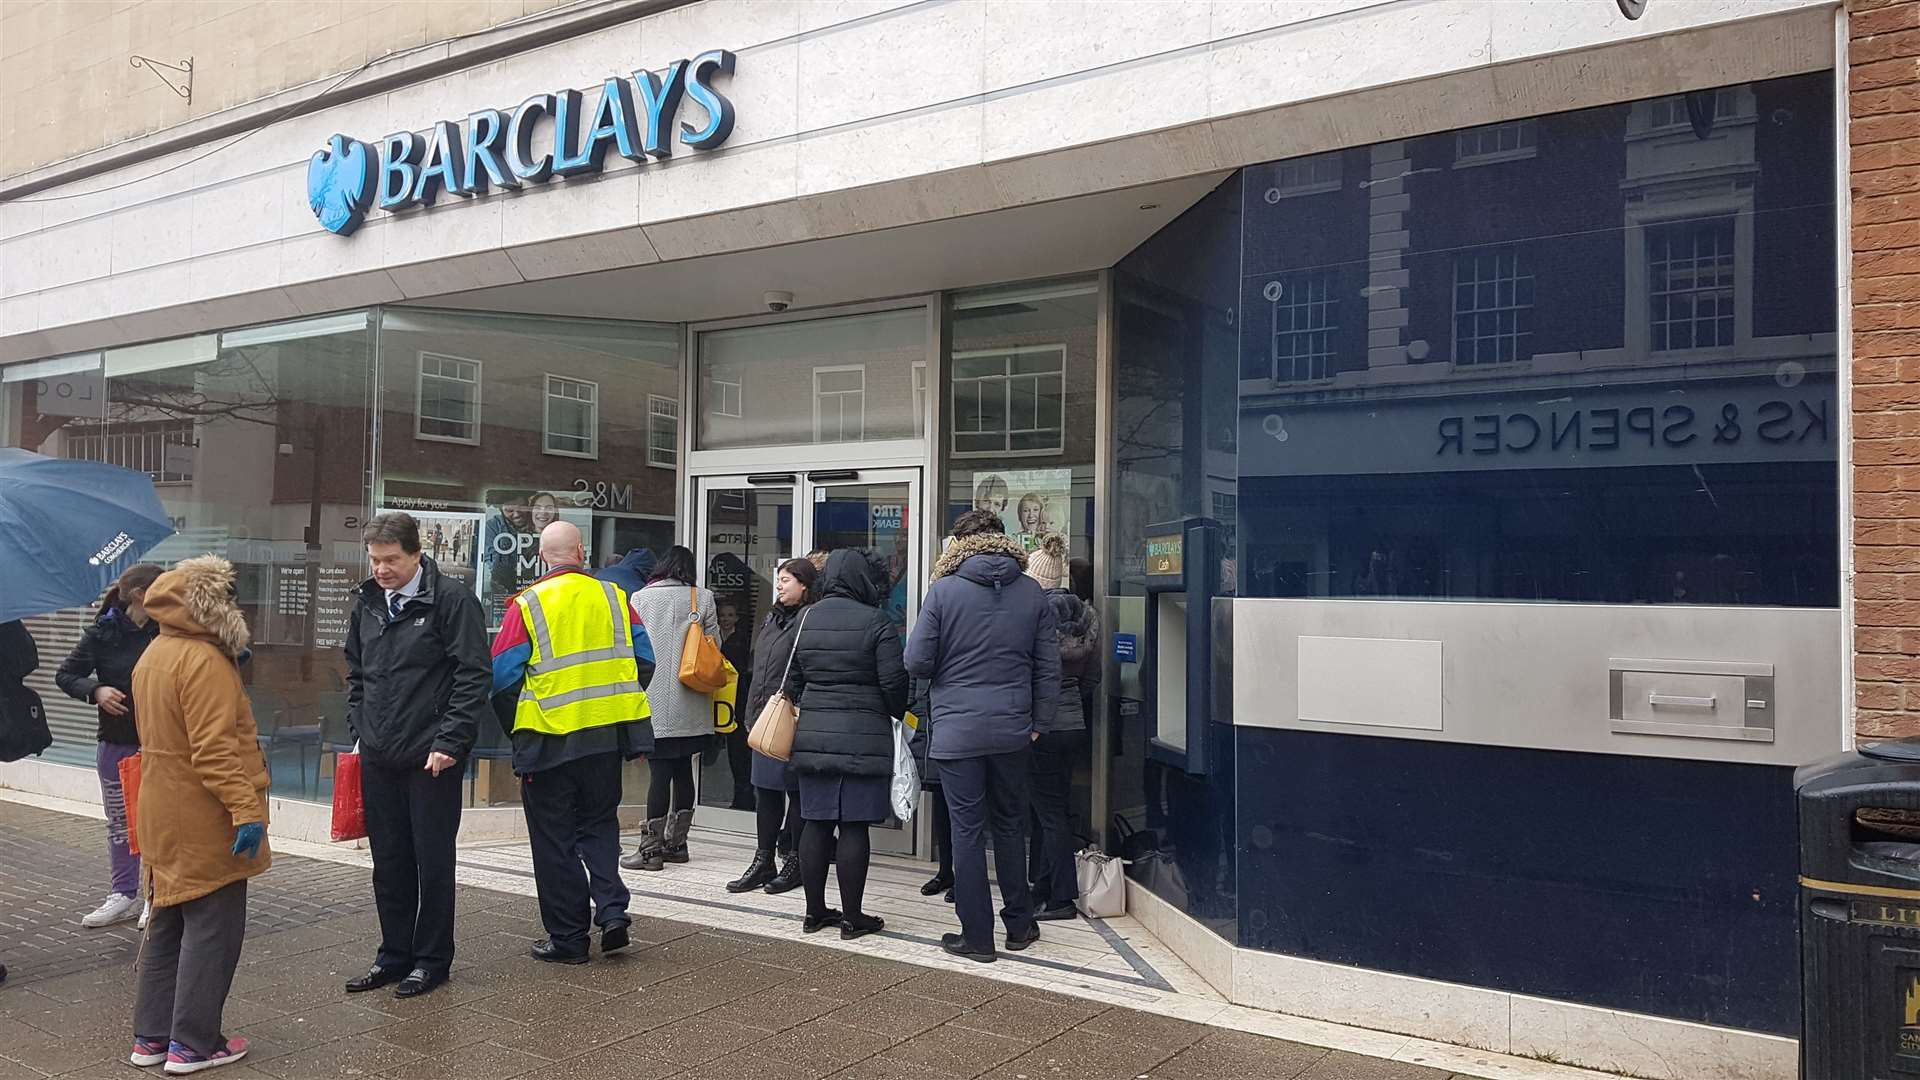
1141;516;1222;776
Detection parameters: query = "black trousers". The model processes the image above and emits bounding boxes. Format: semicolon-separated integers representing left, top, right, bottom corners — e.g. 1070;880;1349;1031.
522;751;629;950
938;749;1035;951
363;758;464;975
1029;731;1082;907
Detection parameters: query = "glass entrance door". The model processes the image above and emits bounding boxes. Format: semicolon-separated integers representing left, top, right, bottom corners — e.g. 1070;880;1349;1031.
693;468;923;853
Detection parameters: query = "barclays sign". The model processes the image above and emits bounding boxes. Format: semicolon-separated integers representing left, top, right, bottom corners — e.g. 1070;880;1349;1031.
307;50;736;237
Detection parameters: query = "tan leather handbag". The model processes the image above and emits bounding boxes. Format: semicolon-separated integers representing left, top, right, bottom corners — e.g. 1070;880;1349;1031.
747;610;808;762
677;586;730;692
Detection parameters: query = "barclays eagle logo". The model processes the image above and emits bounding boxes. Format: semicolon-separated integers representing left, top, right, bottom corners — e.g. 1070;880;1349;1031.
306;134;377;236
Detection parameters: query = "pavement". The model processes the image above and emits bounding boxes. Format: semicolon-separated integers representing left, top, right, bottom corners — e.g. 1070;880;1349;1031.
0;799;1554;1079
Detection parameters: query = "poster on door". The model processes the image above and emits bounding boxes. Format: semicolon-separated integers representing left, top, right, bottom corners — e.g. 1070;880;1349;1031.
969;468;1071;553
481;488;594;625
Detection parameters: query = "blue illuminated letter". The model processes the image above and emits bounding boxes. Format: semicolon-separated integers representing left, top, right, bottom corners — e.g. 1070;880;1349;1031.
414;119;468;204
633;60;688;159
377;130;424;211
465;109;516;192
681;50;736;150
506;93;555;183
552;89;594;176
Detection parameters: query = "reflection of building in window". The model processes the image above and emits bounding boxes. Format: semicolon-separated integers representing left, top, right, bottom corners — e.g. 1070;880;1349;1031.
647;394;678;469
1647;88;1739;131
708;369;742;418
1452;248;1533;365
952;346;1065;455
1265;152;1341;199
544;375;599;458
1268;272;1336;382
813;365;866;442
1648;218;1736;352
65;419;195;483
1454;119;1537;166
416;352;480;443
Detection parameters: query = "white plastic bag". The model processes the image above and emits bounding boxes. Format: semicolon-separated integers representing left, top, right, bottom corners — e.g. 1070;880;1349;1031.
1075;845;1126;918
890;717;919;823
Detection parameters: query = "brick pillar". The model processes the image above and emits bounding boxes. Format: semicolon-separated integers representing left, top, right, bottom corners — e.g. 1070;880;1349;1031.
1851;0;1920;739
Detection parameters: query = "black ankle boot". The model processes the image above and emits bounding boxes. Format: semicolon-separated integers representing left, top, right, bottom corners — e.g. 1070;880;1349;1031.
726;849;777;893
764;851;802;895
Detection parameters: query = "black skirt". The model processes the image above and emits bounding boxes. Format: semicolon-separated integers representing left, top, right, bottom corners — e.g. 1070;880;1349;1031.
650;734;715;760
797;772;890;824
750;749;798;792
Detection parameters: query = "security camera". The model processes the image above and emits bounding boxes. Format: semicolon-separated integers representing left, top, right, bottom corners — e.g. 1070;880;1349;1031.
764;291;793;312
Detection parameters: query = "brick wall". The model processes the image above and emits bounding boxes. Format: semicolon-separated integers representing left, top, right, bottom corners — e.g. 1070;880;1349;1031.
1852;0;1920;738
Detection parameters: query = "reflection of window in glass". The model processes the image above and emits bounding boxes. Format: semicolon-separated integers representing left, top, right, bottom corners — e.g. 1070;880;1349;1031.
65;419;195;483
647;394;679;469
1269;272;1337;382
1648;217;1736;352
1454;119;1537;166
814;365;866;442
709;369;742;418
1649;88;1738;130
912;361;928;438
1452;248;1534;365
952;346;1065;455
416;352;480;443
1265;152;1342;199
544;375;598;458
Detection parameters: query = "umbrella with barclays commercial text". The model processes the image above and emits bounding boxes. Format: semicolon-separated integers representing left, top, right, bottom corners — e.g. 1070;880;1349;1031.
0;448;177;622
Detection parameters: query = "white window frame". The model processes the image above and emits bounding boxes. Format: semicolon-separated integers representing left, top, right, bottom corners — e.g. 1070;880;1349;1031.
1267;271;1338;383
950;343;1067;458
647;394;679;470
542;374;600;460
1644;88;1744;135
1262;152;1343;201
1644;216;1739;355
1453;119;1538;168
708;369;742;419
812;364;867;443
414;351;482;445
1624;199;1754;363
912;360;928;438
1450;247;1534;367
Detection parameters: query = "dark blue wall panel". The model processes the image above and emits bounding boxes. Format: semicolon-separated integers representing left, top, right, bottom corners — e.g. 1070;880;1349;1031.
1234;728;1799;1036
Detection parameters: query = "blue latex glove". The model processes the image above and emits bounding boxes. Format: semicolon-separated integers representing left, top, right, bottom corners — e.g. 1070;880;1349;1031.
231;822;265;859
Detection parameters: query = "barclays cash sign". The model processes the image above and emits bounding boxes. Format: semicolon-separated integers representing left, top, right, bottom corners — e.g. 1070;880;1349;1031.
306;50;736;237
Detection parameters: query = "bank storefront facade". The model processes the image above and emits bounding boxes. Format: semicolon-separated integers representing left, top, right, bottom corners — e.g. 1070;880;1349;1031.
0;2;1862;1077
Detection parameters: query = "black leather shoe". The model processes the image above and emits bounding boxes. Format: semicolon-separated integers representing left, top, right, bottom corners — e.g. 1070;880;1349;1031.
763;852;802;895
919;872;953;897
1034;902;1079;922
802;908;842;934
530;939;589;965
345;965;409;993
840;913;885;940
601;922;630;954
1005;925;1041;952
940;933;996;963
393;968;446;998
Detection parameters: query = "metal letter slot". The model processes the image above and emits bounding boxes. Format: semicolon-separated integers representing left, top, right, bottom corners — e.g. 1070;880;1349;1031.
1609;658;1775;743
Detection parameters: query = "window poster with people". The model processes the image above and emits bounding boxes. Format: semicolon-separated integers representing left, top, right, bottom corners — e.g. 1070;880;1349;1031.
970;468;1072;553
395;510;482;592
481;488;594;626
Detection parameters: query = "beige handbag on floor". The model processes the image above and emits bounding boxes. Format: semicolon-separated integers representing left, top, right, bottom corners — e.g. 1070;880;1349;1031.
747;609;808;762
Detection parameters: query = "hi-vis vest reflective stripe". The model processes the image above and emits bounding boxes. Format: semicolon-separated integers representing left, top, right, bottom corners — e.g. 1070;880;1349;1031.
512;573;650;737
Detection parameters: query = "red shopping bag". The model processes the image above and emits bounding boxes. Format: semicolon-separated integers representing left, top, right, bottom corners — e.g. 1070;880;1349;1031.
118;752;142;857
331;751;367;842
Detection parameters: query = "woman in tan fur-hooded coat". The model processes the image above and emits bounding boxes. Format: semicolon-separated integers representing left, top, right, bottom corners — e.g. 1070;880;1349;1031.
132;554;271;907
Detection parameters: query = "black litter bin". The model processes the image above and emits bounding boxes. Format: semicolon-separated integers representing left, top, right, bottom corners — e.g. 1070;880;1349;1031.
1798;738;1920;1080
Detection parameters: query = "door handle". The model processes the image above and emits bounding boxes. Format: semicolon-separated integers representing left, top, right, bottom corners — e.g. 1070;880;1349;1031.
1648;693;1716;711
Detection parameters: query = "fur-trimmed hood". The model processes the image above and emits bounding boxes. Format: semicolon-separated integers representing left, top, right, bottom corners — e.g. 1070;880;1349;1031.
146;555;251;658
931;532;1027;581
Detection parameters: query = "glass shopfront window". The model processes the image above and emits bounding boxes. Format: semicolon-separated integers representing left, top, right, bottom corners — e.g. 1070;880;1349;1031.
1;315;377;788
1;308;682;808
1106;70;1837;933
696;308;926;450
375;309;682;808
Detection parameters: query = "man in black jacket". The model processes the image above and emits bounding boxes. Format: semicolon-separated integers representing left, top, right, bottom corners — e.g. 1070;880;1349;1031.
343;512;490;999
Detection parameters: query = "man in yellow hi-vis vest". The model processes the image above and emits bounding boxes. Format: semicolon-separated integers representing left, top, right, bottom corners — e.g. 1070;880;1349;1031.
490;520;654;964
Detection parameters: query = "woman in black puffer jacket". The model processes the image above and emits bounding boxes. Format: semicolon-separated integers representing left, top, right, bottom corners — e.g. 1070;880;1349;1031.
783;548;909;940
725;556;818;896
55;563;163;929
